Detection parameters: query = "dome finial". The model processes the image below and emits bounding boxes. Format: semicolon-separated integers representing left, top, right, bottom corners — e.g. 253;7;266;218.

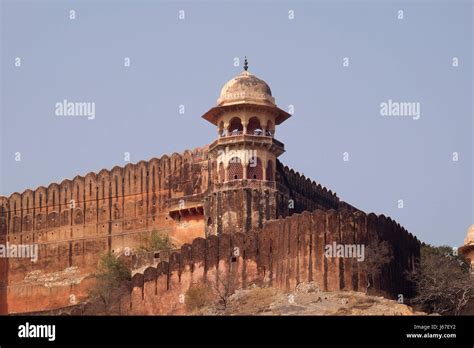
244;56;248;71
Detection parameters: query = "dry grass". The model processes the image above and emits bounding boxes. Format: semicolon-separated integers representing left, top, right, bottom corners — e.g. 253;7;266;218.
225;286;281;315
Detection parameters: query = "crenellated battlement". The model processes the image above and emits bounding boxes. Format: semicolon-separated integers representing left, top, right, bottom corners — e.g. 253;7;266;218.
0;147;210;237
67;209;420;315
277;164;338;200
0;147;209;215
0;143;421;315
0;146;213;314
276;161;345;214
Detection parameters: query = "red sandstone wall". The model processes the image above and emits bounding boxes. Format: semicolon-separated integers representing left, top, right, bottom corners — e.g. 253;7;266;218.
6;277;96;314
0;146;421;315
0;147;210;314
276;162;344;214
68;209;419;315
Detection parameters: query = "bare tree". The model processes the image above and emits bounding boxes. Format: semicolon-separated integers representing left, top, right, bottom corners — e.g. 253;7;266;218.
211;270;235;310
184;269;236;313
408;245;474;315
359;232;393;293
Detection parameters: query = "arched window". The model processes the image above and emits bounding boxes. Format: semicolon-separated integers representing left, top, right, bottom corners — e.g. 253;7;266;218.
219;162;225;183
247;117;263;136
228;157;243;180
266;160;274;181
228;117;243;136
247;157;263;180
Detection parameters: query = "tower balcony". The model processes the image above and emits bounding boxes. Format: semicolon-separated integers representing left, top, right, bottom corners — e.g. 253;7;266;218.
209;134;285;157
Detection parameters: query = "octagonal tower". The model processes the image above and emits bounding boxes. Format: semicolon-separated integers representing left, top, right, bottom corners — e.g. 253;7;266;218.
202;60;292;235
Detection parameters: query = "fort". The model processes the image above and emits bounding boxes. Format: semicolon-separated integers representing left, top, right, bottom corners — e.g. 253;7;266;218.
0;61;421;314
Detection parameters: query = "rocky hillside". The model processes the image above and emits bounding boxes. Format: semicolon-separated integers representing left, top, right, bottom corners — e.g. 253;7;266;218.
196;282;428;316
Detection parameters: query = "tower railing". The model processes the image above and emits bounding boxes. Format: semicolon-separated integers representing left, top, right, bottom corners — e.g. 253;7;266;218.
219;129;273;138
209;135;284;155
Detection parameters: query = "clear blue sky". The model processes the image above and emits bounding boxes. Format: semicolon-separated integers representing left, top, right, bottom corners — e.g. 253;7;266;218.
1;0;472;247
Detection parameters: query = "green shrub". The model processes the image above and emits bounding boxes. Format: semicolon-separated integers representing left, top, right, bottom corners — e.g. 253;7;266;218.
89;252;131;314
138;229;175;253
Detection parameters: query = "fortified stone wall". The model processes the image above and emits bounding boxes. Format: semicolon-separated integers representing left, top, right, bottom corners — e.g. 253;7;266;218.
0;147;210;314
69;209;419;315
276;161;360;214
0;147;418;314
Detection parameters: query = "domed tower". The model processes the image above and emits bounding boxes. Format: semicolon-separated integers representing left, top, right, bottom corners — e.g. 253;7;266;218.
202;60;291;236
460;224;474;271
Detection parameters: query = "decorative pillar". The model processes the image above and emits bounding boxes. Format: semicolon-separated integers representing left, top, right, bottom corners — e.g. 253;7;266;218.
263;160;267;181
223;122;229;137
243;158;248;179
224;165;229;182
